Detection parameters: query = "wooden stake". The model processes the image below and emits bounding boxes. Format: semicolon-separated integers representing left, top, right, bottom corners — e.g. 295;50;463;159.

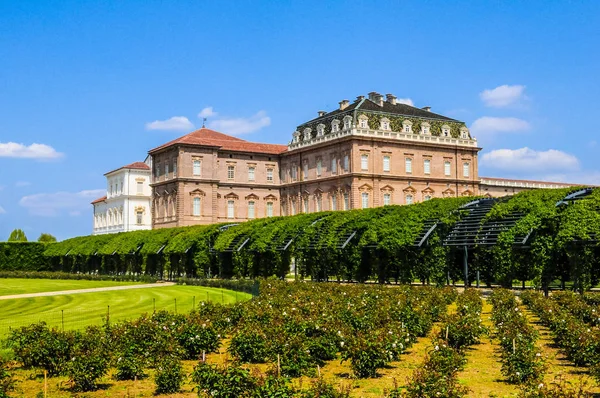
44;370;47;398
317;365;321;377
513;338;516;354
277;354;281;377
446;326;449;341
202;350;206;362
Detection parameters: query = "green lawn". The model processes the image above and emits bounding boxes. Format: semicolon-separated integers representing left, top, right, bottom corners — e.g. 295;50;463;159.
0;278;141;296
0;285;251;339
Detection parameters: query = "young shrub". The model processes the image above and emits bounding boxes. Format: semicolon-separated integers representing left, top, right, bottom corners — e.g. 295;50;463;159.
252;375;296;397
115;351;147;381
300;377;351;398
191;362;255;398
228;327;269;363
176;320;221;360
0;357;16;398
7;322;75;376
341;334;388;378
517;376;594;398
66;326;110;392
154;354;184;395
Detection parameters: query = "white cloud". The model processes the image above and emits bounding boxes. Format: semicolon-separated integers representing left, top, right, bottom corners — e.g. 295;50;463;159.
145;116;194;131
19;189;105;217
481;147;580;173
0;205;5;215
15;181;31;187
0;142;63;160
198;107;217;119
207;111;271;135
470;117;531;136
480;85;526;107
396;98;414;106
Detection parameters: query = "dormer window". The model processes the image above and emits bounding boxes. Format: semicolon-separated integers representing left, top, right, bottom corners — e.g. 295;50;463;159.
316;124;325;137
421;122;431;135
402;120;413;134
442;125;450;137
292;131;300;143
343;115;352;130
303;128;312;141
358;115;368;129
380;118;390;131
331;119;340;133
460;127;469;139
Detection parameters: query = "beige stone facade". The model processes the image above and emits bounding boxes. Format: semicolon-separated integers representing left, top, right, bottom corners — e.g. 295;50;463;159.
147;92;580;229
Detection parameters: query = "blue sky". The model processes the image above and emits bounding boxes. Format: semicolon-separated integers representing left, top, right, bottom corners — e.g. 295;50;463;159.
1;1;599;241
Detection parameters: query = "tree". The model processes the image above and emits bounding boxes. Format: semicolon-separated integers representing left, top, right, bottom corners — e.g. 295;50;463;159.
8;229;27;242
38;233;57;243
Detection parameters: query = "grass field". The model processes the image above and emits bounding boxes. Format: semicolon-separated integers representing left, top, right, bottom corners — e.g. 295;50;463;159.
0;278;141;296
0;283;251;339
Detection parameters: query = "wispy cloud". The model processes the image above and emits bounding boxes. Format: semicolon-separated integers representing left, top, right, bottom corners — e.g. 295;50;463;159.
481;147;579;173
19;189;105;217
145;116;194;131
396;98;414;106
480;84;527;108
198;107;217;119
208;110;271;135
0;205;5;215
15;181;31;187
0;142;63;160
470;117;531;136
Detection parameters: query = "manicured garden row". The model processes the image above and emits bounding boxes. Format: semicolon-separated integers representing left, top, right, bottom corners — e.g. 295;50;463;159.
389;289;486;397
521;291;600;382
489;289;545;385
551;290;600;327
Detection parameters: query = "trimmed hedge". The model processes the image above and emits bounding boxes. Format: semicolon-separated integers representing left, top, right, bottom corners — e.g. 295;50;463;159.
0;242;49;271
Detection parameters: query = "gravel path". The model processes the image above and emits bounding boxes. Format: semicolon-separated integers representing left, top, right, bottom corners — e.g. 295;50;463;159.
0;282;177;300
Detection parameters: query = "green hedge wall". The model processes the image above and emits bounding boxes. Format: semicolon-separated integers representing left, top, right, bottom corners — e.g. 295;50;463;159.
0;242;50;271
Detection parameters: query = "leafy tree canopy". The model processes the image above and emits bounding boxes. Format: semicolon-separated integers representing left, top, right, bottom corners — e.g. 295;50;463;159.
38;233;58;243
8;229;27;242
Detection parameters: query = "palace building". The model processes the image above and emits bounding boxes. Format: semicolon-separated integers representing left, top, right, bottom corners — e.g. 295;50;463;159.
92;91;577;232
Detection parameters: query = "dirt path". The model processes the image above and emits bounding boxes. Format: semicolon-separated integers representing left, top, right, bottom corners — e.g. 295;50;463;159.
0;282;176;300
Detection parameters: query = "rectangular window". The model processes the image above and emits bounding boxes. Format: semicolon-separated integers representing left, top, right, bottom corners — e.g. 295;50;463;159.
165;163;169;178
316;196;322;212
424;159;431;175
137;181;143;195
173;160;177;177
193;160;201;176
316;159;322;176
303;162;308;180
383;193;391;205
136;211;143;225
267;168;274;182
343;155;349;171
383;155;391;172
361;192;369;209
193;197;201;216
444;161;451;176
331;194;337;211
343;193;349;210
266;202;274;217
405;158;412;173
227;165;235;180
291;200;296;215
331;156;337;174
248;201;255;219
227;200;235;218
291;165;297;181
406;194;414;205
463;162;470;177
361;154;368;171
303;197;309;213
248;167;255;181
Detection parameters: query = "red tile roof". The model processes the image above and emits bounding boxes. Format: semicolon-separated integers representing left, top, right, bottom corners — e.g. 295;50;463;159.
148;128;288;155
104;161;150;176
91;196;107;205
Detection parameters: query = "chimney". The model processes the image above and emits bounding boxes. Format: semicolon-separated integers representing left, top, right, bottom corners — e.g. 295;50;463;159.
422;106;431;112
356;95;365;101
368;91;379;101
318;110;326;117
386;94;397;105
339;100;349;110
